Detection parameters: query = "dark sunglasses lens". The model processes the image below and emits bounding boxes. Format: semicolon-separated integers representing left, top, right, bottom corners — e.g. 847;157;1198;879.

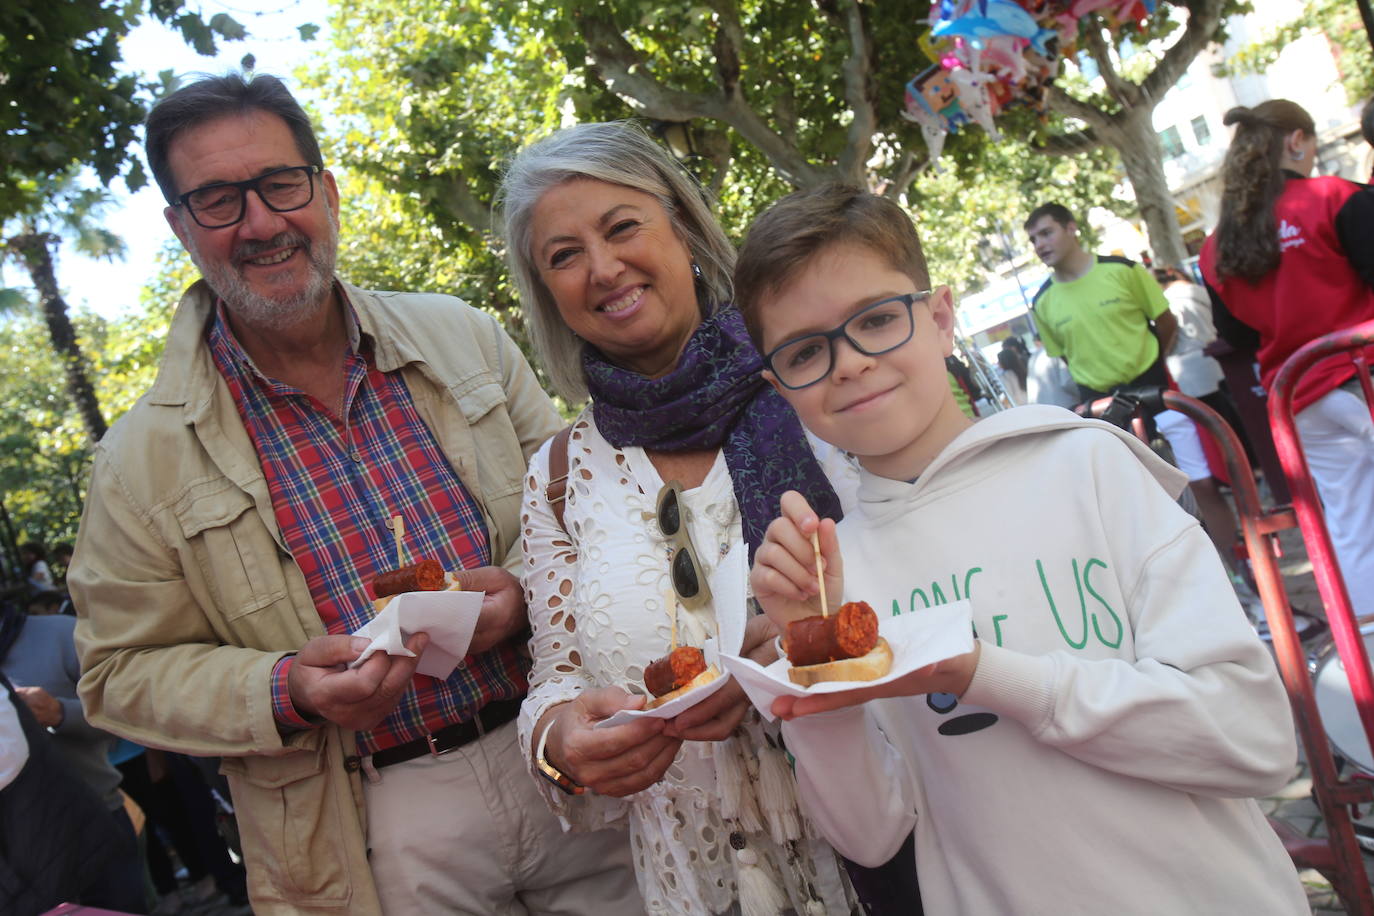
671;548;700;598
658;489;681;537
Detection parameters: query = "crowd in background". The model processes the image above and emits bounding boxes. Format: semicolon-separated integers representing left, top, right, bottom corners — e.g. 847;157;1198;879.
1;542;249;915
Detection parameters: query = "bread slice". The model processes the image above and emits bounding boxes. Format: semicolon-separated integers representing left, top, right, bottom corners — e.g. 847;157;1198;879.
787;638;893;687
645;665;721;709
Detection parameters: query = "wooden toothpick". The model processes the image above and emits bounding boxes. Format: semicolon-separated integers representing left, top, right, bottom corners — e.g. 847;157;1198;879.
667;587;679;653
387;514;405;568
812;530;829;618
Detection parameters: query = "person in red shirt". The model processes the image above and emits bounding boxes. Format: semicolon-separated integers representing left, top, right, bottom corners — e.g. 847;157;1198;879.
1200;99;1374;618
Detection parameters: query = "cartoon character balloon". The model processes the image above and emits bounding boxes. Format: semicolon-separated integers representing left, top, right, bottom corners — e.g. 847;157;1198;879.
905;0;1141;170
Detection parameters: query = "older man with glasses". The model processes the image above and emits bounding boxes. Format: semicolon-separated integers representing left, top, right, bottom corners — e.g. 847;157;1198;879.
67;73;642;916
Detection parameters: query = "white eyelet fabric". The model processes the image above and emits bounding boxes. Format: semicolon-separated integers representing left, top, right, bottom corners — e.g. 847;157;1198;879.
517;412;860;915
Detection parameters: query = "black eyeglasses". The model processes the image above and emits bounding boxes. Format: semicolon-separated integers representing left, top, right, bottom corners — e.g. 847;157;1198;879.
763;291;932;390
655;481;712;609
174;165;323;229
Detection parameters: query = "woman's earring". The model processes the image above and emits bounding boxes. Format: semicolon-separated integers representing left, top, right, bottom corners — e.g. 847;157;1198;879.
691;260;710;311
1292;149;1305;161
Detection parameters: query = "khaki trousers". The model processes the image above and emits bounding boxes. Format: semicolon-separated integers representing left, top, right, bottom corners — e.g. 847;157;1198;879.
364;719;644;915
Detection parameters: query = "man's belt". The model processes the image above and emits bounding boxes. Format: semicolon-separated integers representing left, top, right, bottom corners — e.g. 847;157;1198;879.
366;697;523;770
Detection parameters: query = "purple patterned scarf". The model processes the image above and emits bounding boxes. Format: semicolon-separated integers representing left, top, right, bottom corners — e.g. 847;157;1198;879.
585;306;842;559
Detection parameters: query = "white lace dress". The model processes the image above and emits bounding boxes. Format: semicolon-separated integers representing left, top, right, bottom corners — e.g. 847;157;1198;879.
517;412;859;916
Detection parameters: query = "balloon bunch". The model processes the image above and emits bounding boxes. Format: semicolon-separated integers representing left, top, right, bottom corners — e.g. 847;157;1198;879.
903;0;1158;169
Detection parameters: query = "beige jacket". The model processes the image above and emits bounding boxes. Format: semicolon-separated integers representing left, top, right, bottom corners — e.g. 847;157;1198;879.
69;280;563;914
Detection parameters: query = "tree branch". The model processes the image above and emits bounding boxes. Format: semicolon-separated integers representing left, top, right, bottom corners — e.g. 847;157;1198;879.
833;0;877;183
1044;84;1113;133
1141;0;1224;103
428;175;494;233
578;10;728;121
578;8;832;186
703;0;746;95
694;127;734;196
1029;121;1104;157
1084;22;1137;107
881;148;921;199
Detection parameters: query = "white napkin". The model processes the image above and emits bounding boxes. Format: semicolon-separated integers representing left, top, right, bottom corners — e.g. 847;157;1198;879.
594;637;730;728
349;590;486;679
596;544;754;728
719;599;975;722
709;542;747;656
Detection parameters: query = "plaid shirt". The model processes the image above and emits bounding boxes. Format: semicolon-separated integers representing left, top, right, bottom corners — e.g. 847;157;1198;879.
208;300;528;754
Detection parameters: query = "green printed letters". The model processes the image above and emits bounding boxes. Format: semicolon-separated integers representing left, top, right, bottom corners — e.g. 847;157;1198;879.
1036;557;1122;651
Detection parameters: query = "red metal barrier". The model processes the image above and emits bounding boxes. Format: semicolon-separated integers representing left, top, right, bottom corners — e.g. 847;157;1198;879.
1083;387;1374;913
1269;320;1374;767
1173;386;1374;915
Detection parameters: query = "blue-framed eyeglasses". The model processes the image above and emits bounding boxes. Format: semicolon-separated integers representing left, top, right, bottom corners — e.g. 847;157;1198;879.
174;165;323;229
762;291;932;390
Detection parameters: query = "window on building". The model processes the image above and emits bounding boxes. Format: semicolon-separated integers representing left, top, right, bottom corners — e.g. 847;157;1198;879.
1191;116;1211;146
1158;125;1185;159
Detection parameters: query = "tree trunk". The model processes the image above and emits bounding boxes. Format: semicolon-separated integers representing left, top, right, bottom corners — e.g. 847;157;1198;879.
8;233;108;447
0;497;20;588
1113;112;1188;267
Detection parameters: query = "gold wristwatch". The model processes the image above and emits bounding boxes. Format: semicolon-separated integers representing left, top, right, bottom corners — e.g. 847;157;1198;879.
535;717;585;796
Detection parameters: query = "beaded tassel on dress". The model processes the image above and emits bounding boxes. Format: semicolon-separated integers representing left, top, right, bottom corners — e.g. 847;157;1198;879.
713;735;763;832
756;743;803;846
735;847;788;916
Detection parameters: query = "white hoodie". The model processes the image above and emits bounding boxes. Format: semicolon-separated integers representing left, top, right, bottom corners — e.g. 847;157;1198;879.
781;406;1307;915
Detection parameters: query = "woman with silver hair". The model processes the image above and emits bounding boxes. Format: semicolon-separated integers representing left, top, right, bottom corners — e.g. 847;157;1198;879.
500;121;858;915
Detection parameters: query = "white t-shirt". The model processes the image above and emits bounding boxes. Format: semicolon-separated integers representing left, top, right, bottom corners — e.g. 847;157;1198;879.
1163;283;1225;397
27;558;54;592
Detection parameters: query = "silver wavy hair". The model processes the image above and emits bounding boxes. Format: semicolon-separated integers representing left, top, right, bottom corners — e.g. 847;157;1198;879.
497;121;735;403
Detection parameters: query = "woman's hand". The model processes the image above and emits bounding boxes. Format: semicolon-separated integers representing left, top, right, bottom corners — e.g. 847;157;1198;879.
663;678;753;742
742;613;780;666
544;687;683;797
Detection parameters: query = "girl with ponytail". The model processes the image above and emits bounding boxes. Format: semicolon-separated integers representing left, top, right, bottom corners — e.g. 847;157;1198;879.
1211;101;1315;282
1199;98;1374;618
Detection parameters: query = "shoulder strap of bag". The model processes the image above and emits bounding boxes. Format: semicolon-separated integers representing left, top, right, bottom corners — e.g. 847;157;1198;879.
544;425;574;534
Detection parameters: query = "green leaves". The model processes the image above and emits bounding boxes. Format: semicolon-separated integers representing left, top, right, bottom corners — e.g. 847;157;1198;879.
0;289;30;315
209;12;246;41
0;300;168;549
0;0;245;223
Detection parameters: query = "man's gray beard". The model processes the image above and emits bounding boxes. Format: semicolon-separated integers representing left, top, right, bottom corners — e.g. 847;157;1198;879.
183;216;339;331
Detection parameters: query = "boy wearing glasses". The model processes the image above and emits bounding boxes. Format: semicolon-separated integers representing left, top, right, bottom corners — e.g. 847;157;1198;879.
735;185;1307;914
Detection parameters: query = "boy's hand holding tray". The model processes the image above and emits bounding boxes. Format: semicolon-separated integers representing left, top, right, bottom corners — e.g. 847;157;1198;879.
746;490;979;718
720;600;974;721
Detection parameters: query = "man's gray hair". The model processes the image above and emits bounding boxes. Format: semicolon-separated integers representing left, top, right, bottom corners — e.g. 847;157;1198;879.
497;121;735;403
146;72;323;204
